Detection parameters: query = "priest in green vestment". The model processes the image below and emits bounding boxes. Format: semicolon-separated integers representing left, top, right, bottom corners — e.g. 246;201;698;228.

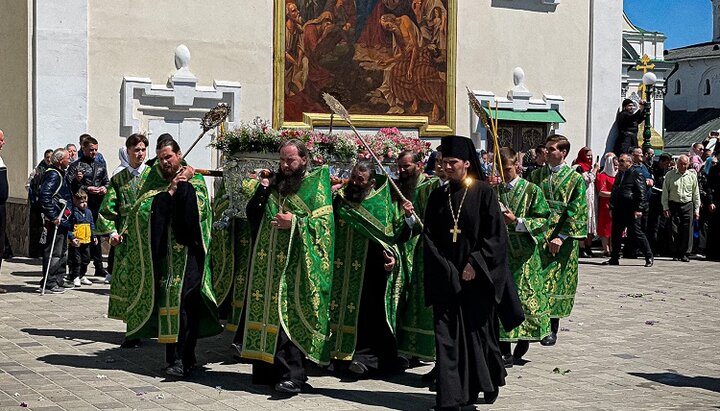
527;135;587;346
209;178;259;356
394;150;440;361
241;139;334;395
330;163;402;377
102;138;222;377
497;147;552;364
96;133;148;348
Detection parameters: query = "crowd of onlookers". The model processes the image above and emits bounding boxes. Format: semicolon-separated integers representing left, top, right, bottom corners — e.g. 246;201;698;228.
426;129;720;266
25;134;111;293
487;134;720;265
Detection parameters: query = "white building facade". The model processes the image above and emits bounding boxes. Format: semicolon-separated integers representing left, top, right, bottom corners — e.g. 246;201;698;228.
0;0;623;255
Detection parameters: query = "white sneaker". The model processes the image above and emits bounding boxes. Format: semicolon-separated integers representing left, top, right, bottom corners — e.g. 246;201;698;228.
80;277;93;285
73;278;81;287
104;274;112;284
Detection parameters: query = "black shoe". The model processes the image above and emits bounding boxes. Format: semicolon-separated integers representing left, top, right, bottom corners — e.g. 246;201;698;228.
421;366;438;383
275;380;301;394
348;360;369;377
396;356;410;370
484;388;499;404
120;338;141;348
602;259;619;266
513;340;530;360
579;249;589;258
502;354;514;368
95;268;109;277
230;342;243;357
680;256;690;262
540;332;557;346
164;361;185;377
645;257;654;267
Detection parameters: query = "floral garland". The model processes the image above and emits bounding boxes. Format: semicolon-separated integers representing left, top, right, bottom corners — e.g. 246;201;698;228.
211;118;432;163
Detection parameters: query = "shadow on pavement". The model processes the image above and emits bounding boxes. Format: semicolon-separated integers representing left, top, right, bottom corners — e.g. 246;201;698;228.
629;372;720;393
310;387;435;410
22;328;126;345
5;257;43;266
9;270;43;278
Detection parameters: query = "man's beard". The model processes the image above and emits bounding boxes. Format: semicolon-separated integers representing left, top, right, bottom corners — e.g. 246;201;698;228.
161;164;180;180
343;183;372;203
275;165;306;196
394;171;418;202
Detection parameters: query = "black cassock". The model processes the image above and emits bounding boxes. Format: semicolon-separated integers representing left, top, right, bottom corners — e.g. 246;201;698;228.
150;182;208;369
424;180;524;408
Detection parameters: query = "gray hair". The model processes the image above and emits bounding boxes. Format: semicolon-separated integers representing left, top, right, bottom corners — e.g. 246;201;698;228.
51;148;68;165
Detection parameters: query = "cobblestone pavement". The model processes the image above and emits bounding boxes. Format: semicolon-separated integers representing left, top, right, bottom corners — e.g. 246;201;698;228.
0;256;718;410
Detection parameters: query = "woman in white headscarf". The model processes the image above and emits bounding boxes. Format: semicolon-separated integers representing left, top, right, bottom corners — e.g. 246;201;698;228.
595;153;618;256
112;147;130;177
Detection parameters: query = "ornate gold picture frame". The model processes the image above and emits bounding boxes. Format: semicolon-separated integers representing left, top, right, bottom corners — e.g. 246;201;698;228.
273;0;456;136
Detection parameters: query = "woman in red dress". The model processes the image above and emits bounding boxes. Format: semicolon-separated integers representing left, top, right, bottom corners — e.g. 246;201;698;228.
595;153;618;257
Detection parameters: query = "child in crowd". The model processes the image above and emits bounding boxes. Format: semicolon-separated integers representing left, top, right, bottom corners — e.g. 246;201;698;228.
67;190;96;287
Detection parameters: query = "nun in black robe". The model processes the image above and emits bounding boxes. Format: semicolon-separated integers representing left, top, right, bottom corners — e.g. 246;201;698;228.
423;136;524;410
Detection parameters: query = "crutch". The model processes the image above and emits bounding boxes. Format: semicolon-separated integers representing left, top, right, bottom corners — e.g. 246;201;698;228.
41;199;68;296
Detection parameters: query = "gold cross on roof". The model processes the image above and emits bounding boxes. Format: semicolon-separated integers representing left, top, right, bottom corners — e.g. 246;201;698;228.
252;290;263;301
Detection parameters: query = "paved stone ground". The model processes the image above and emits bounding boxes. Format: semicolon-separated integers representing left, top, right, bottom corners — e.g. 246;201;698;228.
0;256;718;410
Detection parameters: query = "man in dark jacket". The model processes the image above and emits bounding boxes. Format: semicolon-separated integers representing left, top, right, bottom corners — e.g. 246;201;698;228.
39;148;73;294
66;135;109;277
647;153;672;254
613;99;646;156
604;153;653;267
0;130;7;293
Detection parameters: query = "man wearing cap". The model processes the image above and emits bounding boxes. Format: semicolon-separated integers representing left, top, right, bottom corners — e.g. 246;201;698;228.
423;135;523;409
614;99;646;156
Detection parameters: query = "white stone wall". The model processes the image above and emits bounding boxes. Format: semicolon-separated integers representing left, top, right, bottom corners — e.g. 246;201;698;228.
588;0;623;158
666;58;720;112
86;1;272;170
35;0;88;164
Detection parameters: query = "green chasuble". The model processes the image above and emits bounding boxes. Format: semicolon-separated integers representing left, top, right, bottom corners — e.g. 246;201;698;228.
209;182;234;309
96;167;146;321
498;178;552;341
209;178;259;332
528;164;587;318
329;175;398;360
106;163;222;342
396;174;440;360
241;166;335;365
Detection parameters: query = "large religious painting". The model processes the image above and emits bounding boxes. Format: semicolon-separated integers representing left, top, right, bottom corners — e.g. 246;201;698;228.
273;0;456;136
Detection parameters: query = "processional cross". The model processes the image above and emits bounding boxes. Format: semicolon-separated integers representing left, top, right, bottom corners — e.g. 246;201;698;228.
635;54;656;95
